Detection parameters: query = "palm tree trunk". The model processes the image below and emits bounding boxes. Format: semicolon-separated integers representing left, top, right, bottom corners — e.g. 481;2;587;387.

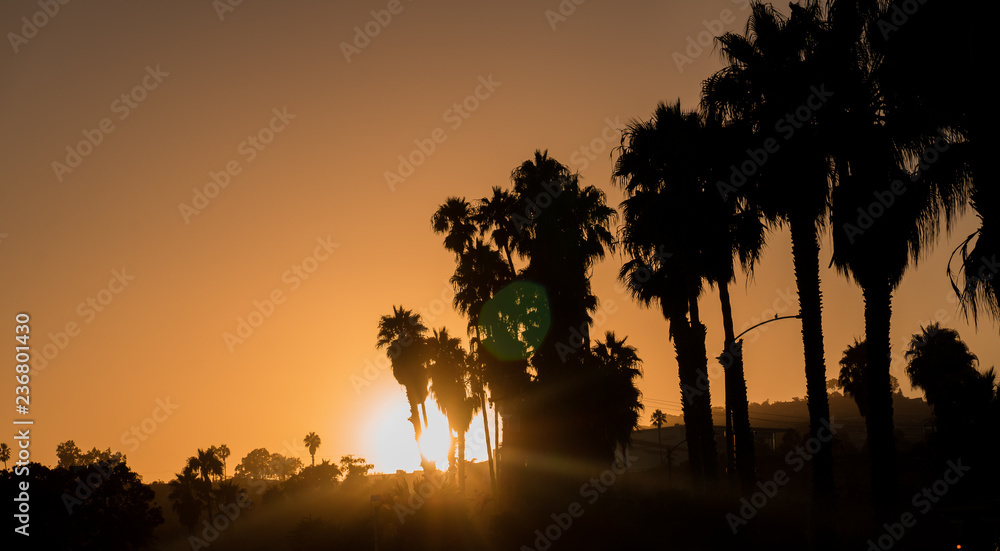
494;406;501;480
863;278;898;519
458;430;466;492
481;393;497;494
421;402;429;428
448;425;458;480
409;402;422;440
789;218;835;547
675;321;704;481
689;320;718;480
676;314;716;482
473;327;497;494
719;282;756;492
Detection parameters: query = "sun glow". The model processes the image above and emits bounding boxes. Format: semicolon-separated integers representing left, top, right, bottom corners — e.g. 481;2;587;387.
367;393;495;473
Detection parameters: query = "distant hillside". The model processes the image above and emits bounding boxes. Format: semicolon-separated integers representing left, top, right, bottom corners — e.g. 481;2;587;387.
640;392;933;445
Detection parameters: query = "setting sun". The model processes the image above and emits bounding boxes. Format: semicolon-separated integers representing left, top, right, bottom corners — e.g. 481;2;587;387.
365;393;493;473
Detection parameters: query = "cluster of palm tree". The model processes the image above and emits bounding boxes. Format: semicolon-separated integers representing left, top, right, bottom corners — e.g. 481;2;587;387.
376;307;485;492
169;446;229;533
378;151;646;495
610;0;990;536
374;0;991;536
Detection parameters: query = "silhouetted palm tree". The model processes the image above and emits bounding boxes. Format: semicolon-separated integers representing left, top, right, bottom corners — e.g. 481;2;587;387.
866;0;992;325
703;0;835;507
215;444;230;480
168;469;202;533
431;197;478;257
188;448;223;484
425;327;476;490
511;150;616;374
303;432;321;467
376;306;431;468
0;443;9;470
186;448;223;521
433;197;515;493
904;324;995;436
510;151;620;478
614;102;720;482
836;339;899;418
822;0;969;515
650;410;667;467
589;331;644;461
475;186;520;273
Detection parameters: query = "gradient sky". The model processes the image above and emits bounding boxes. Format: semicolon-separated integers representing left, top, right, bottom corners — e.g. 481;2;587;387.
2;0;994;482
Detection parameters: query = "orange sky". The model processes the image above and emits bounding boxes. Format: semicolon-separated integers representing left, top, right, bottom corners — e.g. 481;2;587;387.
1;0;995;481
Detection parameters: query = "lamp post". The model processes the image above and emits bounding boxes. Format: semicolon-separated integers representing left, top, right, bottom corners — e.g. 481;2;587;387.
722;314;802;490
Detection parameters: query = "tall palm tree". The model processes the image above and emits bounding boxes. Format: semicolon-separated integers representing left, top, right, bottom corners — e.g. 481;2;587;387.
868;0;992;325
703;0;835;506
376;306;431;468
433;196;515;494
0;443;9;470
823;0;967;516
701;113;766;491
303;432;321;467
510;151;619;477
614;102;720;482
425;327;476;489
650;410;667;467
511;150;617;375
215;444;230;480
